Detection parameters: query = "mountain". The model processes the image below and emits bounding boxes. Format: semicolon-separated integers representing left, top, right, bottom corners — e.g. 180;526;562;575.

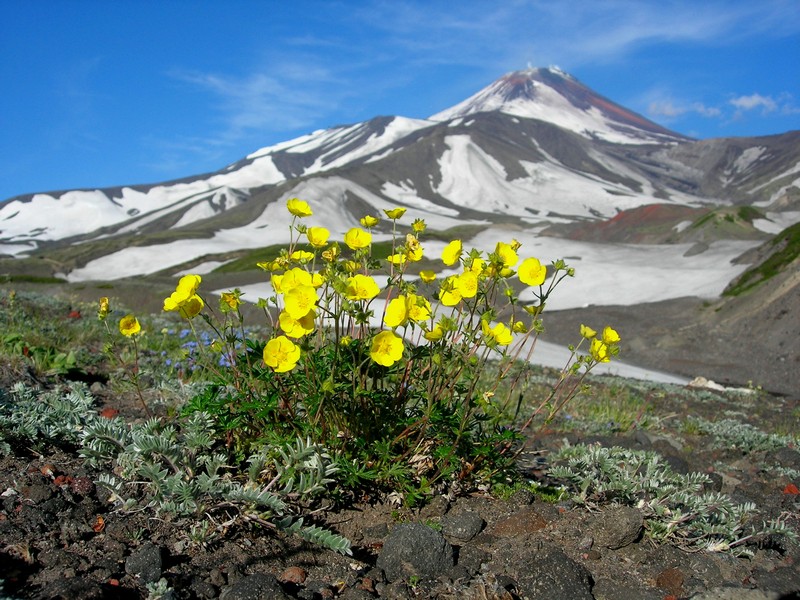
0;67;798;291
429;67;690;144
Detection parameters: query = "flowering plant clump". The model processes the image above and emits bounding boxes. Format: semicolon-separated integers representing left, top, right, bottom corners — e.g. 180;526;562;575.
113;198;621;498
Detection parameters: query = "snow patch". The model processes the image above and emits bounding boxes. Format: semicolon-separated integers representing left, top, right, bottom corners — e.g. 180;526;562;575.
381;182;460;216
733;146;767;173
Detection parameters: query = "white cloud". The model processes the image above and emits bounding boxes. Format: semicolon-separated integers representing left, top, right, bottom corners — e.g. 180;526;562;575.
648;100;721;119
730;93;779;113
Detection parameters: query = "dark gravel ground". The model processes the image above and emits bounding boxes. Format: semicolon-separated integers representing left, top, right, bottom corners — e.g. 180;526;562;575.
0;275;798;599
1;371;798;600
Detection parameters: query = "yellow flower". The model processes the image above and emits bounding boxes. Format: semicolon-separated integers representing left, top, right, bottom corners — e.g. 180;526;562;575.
384;294;430;329
370;330;404;367
518;257;547;286
465;257;485;274
119;314;141;337
180;295;204;319
456;271;479;299
290;250;315;263
602;326;621;345
98;296;110;321
438;276;462;306
360;215;380;228
311;272;325;288
163;274;204;319
220;291;241;312
263;335;301;372
589;338;610;363
441;240;462;266
512;320;528;334
412;218;426;233
279;309;316;338
384;296;409;328
481;320;513;346
343;260;361;273
419;270;437;283
344;274;380;300
306;227;330;248
271;274;284;294
344;227;372;250
407;294;431;323
163;274;201;311
406;247;423;262
284;285;318;320
495;242;519;268
424;323;444;342
257;260;277;272
384;207;407;219
279;267;313;292
580;324;597;339
286;198;312;218
388;253;407;266
404;235;423;261
321;245;340;262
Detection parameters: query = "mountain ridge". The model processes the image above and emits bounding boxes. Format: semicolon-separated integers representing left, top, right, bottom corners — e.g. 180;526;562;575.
1;67;797;288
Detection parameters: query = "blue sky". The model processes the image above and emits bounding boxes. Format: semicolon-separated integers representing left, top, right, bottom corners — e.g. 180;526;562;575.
2;1;799;200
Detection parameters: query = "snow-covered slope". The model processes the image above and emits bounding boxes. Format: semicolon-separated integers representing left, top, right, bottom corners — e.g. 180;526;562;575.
430;67;690;144
1;67;797;291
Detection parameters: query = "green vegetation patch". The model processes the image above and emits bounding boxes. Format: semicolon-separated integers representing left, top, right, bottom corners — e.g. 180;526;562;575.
724;221;800;296
0;274;67;284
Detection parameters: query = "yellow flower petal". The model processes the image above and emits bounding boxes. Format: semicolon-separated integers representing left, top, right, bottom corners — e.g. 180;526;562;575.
602;326;621;345
424;323;444;342
384;207;407;219
590;338;610;363
344;274;380;300
360;215;379;228
370;330;404;366
456;271;478;299
419;270;437;283
441;240;462;266
284;285;318;319
384;296;409;328
286;198;312;218
279;309;316;338
344;227;372;250
518;257;547;286
263;335;301;372
495;242;519;267
119;314;141;337
306;227;330;248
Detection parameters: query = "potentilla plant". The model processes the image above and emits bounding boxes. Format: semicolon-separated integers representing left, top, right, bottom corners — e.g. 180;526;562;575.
115;199;621;495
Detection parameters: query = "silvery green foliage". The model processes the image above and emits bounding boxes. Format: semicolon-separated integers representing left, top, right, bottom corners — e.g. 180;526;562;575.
247;436;338;497
550;444;797;556
688;416;798;453
81;411;350;554
281;517;353;556
145;578;174;600
0;382;98;452
1;384;350;555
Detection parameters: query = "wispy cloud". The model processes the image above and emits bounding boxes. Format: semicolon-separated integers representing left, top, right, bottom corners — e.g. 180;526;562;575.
351;0;800;72
172;64;345;145
730;93;778;114
648;100;721;119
